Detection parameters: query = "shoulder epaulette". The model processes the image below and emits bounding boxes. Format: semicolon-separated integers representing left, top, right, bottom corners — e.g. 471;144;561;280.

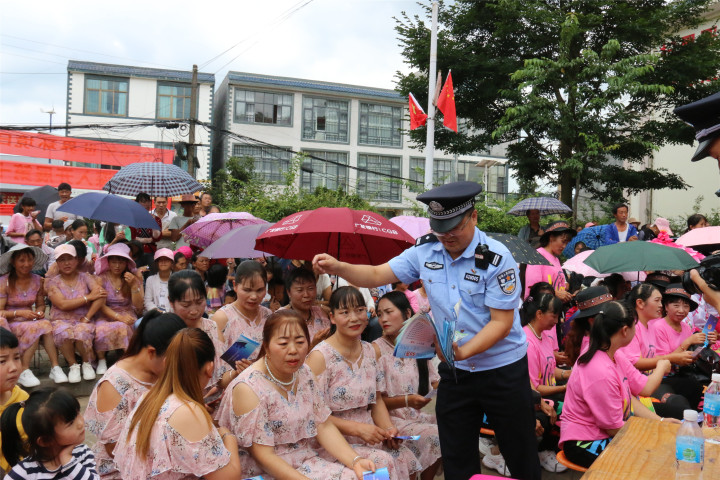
416;233;439;246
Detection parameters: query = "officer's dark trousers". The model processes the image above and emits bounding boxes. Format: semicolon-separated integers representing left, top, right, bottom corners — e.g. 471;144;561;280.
436;357;542;480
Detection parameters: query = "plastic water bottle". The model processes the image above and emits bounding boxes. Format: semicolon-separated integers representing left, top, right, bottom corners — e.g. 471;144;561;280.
704;373;720;444
676;410;704;479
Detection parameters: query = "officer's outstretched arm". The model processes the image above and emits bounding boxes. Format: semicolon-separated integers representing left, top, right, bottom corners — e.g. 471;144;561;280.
690;269;720;312
312;254;399;288
453;308;514;361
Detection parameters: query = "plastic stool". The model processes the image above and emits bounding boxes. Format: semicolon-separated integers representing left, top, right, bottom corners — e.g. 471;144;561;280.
479;428;495;436
469;474;518;480
556;450;588;472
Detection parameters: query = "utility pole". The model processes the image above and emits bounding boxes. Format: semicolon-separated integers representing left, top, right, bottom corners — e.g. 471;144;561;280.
187;65;198;177
423;1;439;191
42;107;55;164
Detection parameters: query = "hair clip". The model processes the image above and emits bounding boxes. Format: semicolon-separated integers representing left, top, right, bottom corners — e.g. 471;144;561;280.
527;296;534;302
19;401;25;407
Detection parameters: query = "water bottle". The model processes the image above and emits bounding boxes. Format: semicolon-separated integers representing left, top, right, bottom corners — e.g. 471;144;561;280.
676;410;704;479
704;373;720;444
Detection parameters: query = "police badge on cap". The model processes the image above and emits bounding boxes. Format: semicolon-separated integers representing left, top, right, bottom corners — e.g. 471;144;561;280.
416;181;483;233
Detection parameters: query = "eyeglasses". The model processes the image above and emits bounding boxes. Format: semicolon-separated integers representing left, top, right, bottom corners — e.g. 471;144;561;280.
432;214;473;238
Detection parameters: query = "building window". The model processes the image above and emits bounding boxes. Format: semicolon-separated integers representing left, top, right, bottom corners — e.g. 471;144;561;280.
232;144;291;183
84;75;128;116
302;97;349;142
358;103;402;147
408;157;452;192
157;83;192;119
300;150;349;192
357;154;402;203
234;89;292;125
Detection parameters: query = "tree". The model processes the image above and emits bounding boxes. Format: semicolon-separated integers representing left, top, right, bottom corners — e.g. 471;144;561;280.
395;0;720;216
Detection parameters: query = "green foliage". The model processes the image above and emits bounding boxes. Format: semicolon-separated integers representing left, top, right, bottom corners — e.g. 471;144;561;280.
395;0;720;207
208;155;375;222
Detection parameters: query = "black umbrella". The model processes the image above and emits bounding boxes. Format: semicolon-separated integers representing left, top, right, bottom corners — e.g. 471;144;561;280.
13;185;59;226
486;232;552;266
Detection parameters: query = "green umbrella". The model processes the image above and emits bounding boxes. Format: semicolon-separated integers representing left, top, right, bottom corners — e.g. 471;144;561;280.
585;241;699;273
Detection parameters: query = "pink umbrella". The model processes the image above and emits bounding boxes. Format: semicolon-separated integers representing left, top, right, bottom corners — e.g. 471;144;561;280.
651;231;705;262
182;212;267;248
562;250;646;281
389;215;431;239
675;226;720;256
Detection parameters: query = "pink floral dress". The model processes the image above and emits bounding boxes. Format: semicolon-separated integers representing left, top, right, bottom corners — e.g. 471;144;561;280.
93;273;136;352
114;393;231;480
312;341;421;480
199;317;224;388
46;272;96;355
84;364;153;479
216;304;271;354
373;337;441;470
217;365;358;480
0;274;52;354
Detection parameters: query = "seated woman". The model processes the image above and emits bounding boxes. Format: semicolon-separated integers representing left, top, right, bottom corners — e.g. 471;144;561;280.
306;286;421;480
0;244;65;387
113;328;242;480
84;310;186;479
216;310;377;479
372;291;442;480
281;268;331;347
564;286;613;366
46;244;106;384
560;301;675;468
94;243;144;375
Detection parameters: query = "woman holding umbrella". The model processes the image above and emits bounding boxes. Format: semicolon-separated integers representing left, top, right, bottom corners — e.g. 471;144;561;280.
524;221;576;301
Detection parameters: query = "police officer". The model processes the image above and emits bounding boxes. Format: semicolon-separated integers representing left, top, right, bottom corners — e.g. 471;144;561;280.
313;181;541;480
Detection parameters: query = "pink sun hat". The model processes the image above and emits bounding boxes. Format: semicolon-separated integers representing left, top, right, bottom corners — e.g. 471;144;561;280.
94;243;137;275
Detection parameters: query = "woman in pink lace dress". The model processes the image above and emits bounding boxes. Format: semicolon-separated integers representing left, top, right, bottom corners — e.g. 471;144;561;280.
307;286;422;480
217;310;377;479
46;244;106;383
94;243;143;374
0;244;64;387
373;292;442;480
113;328;242;480
213;261;272;389
85;311;186;479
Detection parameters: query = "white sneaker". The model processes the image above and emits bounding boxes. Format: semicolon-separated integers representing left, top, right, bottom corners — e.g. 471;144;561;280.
49;366;68;384
538;450;568;473
96;359;107;375
478;436;496;457
81;362;96;381
68;364;81;383
17;369;40;388
482;452;510;476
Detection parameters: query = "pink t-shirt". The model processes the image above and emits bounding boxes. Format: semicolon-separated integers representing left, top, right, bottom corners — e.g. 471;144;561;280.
6;213;33;244
524;325;557;388
650;318;693;356
618;320;657;365
543;329;559;352
523;247;567;298
560;351;633;446
580;335;590;358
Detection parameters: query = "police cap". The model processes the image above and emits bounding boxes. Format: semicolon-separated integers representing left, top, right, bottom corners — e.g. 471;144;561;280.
673;91;720;162
416;181;483;233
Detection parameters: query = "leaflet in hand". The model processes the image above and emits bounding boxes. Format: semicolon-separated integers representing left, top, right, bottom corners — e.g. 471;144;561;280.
221;335;260;367
424;388;438;399
393;312;454;365
702;315;718;348
363;467;390;480
393;435;421;441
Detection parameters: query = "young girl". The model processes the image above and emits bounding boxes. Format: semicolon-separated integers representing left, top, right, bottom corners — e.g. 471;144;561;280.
1;387;98;479
143;249;174;313
306;286;421;480
68;220;97;262
560;302;674;468
373;291;441;480
6;197;42;245
0;327;28;473
217;309;377;479
84;310;186;479
113;328;241;480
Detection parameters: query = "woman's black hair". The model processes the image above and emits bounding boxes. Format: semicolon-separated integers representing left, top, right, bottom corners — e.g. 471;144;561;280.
19;197;36;208
123;310;186;358
103;222;120;245
328;286;367;336
378;291;431;396
600;273;626;299
528;282;554;299
1;387;80;466
206;263;228;289
168;269;207;302
687;214;707;232
235;260;267;286
577;301;633;365
0;327;19;349
520;293;562;326
67;239;87;260
173;252;187;264
539;230;570;248
70;219;86;231
627;283;660;320
285;267;316;292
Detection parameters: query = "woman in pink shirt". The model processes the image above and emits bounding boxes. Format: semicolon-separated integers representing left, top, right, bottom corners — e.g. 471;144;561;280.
6;197;42;245
564;286;613;366
560;301;673;468
523;221;576;302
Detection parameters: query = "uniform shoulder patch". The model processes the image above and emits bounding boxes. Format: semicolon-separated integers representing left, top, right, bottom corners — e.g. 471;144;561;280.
496;269;517;295
416;233;439;246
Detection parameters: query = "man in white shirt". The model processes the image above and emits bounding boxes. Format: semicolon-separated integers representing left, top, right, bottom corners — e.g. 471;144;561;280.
43;182;80;231
152;196;177;249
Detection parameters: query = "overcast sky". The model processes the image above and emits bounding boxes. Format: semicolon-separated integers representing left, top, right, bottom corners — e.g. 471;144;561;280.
0;0;427;129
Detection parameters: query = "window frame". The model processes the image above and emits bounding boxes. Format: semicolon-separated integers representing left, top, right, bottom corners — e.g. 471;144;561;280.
357;102;403;148
301;95;350;144
356;153;403;203
233;87;294;127
83;74;129;117
231;143;293;184
156;82;194;120
300;149;350;193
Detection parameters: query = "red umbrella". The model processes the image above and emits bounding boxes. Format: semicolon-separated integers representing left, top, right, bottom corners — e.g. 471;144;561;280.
255;208;415;265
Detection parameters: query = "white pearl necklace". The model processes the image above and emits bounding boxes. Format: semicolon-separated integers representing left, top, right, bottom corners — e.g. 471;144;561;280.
263;356;297;390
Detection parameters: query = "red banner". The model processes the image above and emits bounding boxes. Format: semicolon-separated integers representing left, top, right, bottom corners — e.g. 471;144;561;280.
0;130;173;167
0;160;118;190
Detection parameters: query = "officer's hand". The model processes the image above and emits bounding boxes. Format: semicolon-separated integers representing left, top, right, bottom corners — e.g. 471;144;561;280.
691;269;720;312
452;341;470;361
313;253;340;275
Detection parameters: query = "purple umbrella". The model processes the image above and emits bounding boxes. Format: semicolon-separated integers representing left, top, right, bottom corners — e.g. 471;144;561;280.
181;212;267;248
201;223;273;259
389;215;430;239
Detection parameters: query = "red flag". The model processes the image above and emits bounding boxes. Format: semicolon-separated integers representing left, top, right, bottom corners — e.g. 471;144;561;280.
436;71;457;132
408;93;428;130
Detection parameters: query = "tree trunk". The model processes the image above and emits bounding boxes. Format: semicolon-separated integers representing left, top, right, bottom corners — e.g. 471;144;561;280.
558;141;574;215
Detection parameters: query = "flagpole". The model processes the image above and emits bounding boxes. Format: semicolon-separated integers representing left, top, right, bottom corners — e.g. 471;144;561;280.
424;0;438;191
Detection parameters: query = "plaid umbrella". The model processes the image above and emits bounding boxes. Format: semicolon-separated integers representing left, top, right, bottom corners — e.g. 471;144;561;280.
181;212;268;248
507;197;573;216
103;162;202;197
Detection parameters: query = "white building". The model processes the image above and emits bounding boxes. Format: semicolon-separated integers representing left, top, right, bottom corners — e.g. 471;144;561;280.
65;60;215;179
212;72;508;215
